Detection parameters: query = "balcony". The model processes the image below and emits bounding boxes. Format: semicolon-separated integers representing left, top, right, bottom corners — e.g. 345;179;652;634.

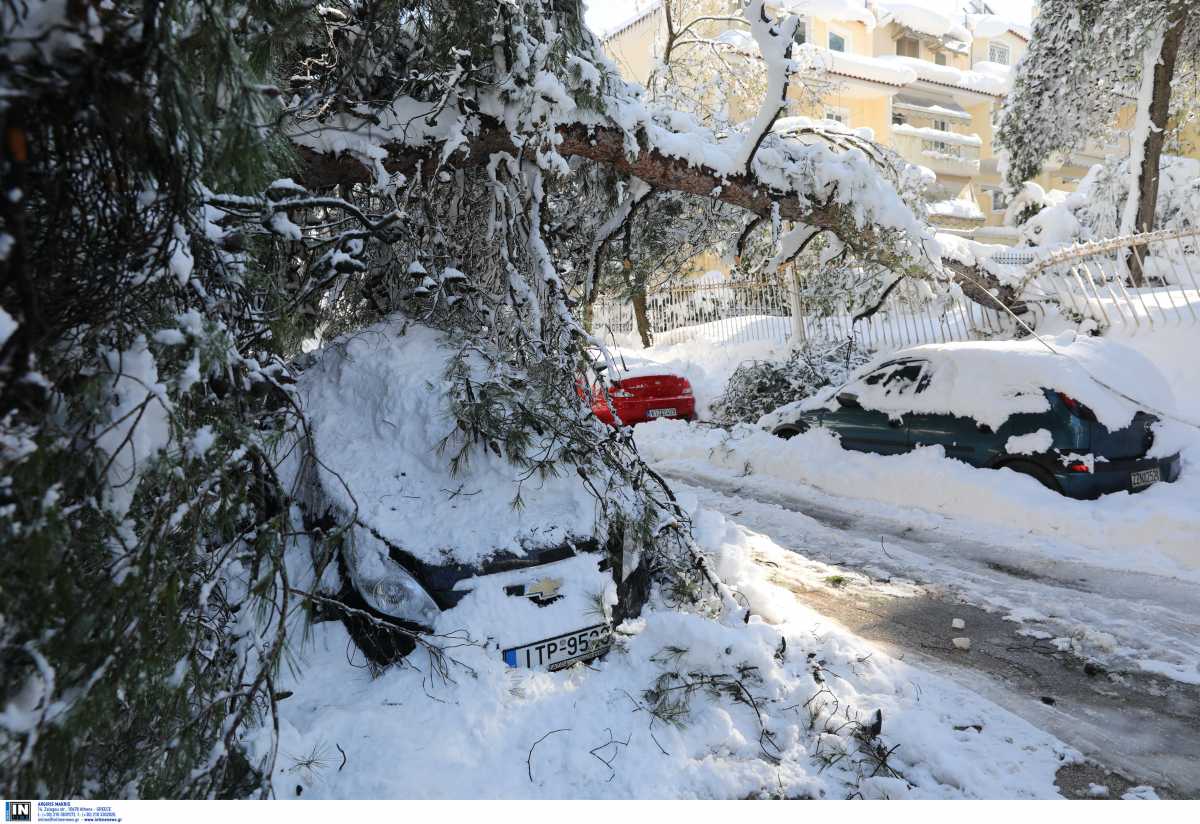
891;124;981;177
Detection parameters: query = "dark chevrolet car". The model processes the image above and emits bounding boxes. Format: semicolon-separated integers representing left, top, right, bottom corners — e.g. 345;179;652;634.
764;348;1181;499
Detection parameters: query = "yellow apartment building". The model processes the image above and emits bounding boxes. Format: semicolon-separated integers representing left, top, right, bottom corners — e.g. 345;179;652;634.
592;0;1182;246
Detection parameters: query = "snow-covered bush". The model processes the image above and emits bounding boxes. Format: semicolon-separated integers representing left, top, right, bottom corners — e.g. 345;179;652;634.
710;341;869;425
1016;156;1200;247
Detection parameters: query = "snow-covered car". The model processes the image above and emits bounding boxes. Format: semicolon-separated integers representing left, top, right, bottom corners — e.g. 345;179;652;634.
581;370;697;426
761;336;1184;499
293;320;649;667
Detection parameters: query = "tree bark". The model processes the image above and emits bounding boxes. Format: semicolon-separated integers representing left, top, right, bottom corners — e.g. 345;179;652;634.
631;289;653;348
1127;9;1186;285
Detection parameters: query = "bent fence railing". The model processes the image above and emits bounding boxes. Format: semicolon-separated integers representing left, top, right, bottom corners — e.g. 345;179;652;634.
1022;226;1200;333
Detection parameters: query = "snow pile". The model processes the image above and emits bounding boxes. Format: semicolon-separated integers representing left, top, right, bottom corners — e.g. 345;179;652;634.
773;333;1178;434
255;496;1080;799
295;319;602;566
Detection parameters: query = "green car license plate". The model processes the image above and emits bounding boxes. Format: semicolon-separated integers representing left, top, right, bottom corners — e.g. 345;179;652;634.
502;623;613;671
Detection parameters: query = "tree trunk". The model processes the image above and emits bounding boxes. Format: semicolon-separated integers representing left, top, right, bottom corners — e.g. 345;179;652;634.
1126;10;1185;285
631;290;653;348
581;293;596;333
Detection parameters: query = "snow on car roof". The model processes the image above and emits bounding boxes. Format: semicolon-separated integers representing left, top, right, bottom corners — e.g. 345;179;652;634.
296;319;602;566
806;333;1177;431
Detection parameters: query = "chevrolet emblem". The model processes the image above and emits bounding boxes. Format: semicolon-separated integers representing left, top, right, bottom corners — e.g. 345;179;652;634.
524;577;562;600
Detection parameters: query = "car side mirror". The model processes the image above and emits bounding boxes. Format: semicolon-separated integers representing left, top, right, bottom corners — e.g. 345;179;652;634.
836;391;861;409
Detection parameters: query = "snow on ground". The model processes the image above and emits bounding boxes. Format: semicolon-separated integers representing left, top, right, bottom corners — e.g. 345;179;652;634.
256;497;1079;799
636;419;1200;577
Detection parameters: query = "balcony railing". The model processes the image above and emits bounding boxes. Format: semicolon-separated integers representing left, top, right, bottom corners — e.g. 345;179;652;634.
892;129;981;176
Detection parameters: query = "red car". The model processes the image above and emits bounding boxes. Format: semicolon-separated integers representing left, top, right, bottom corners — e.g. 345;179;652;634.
583;372;697;426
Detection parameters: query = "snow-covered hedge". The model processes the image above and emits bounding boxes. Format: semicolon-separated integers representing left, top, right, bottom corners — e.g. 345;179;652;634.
710;341;869;425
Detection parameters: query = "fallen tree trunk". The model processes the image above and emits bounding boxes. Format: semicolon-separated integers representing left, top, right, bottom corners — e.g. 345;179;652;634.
295;119;1011;312
940;259;1027;317
298;120;898;258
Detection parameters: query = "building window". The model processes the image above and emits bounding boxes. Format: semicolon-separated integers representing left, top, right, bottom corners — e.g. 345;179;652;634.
991;189;1010;211
793;21;807;46
988;42;1011;65
934;52;947;65
825;108;848;125
896;37;920;58
892;111;906;126
828;32;846;52
933;119;949;133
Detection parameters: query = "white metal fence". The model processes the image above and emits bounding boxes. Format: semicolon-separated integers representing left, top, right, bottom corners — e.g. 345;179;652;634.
1023;226;1200;333
592;277;1009;349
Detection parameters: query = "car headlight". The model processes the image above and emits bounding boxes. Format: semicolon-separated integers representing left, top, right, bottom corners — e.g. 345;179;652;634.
359;566;441;626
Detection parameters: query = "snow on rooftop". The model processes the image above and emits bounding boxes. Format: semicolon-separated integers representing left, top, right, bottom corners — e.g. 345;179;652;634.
967;12;1031;40
801;43;919;86
876;1;972;43
879;54;1010;95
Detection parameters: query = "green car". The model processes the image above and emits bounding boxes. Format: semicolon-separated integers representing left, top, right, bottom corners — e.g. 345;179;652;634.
764;345;1182;499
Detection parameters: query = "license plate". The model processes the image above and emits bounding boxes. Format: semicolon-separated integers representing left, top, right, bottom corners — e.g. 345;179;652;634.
502;623;612;671
647;408;676;418
1131;467;1161;488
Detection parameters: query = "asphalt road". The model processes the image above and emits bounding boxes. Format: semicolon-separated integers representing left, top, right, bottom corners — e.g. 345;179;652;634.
661;468;1200;799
